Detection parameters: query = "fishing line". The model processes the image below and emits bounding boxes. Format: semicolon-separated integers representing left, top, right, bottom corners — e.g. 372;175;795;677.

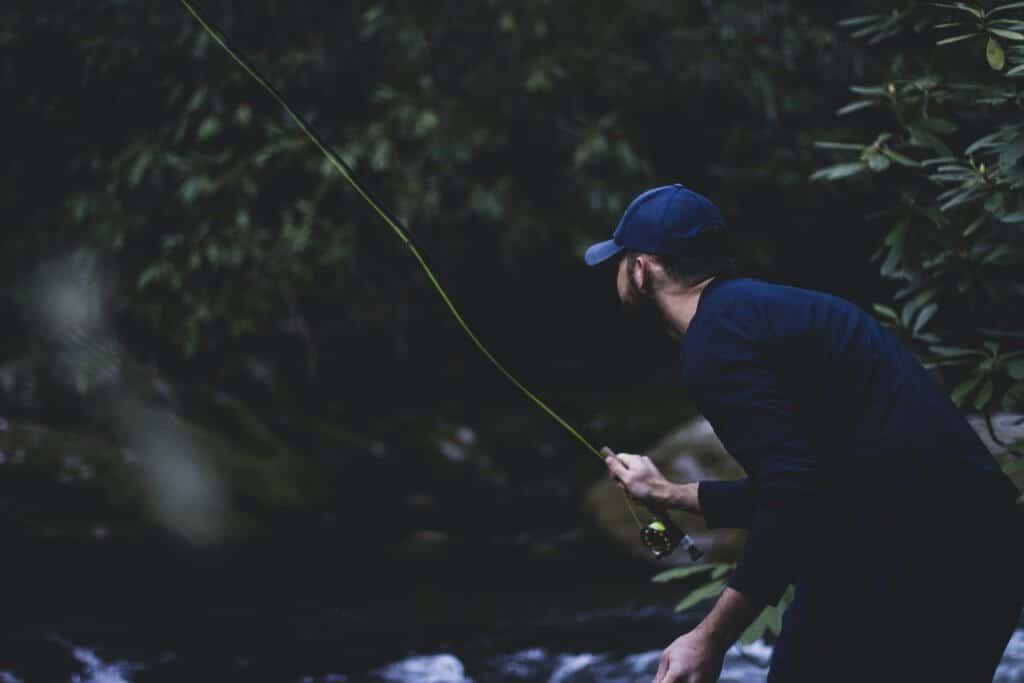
176;0;704;560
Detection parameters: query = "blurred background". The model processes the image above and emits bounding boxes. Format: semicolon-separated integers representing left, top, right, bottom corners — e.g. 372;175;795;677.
1;1;1022;681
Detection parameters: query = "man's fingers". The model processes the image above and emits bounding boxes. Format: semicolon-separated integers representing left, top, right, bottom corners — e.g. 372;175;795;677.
602;446;630;470
653;654;668;683
605;455;629;480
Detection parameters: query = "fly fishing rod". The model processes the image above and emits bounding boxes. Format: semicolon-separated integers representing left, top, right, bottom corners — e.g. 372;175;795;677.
177;0;702;562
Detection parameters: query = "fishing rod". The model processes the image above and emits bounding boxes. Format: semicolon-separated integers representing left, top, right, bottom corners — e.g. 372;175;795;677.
176;0;702;562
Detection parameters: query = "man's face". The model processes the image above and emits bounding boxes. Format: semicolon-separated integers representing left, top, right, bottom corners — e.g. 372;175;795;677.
615;252;638;307
615;252;666;332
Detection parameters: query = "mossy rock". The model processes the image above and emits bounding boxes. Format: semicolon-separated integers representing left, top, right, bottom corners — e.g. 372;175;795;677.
0;402;316;544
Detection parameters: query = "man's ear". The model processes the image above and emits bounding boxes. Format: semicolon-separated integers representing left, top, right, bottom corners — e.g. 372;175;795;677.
631;254;647;293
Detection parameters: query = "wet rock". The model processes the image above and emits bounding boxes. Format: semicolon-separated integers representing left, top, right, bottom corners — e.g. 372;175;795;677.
967;412;1024;498
583;415;747;565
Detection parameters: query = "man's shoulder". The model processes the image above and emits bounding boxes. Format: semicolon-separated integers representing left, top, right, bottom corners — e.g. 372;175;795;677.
681;277;773;379
709;276;869;332
682;276;868;374
711;275;843;304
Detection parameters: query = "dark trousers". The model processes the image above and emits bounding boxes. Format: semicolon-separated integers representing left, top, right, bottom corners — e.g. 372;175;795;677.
766;494;1024;682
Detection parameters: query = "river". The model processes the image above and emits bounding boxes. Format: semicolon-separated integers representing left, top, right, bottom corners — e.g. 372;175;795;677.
2;573;1021;682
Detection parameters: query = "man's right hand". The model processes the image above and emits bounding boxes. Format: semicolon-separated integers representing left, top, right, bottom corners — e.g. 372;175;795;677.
602;446;702;515
601;446;676;505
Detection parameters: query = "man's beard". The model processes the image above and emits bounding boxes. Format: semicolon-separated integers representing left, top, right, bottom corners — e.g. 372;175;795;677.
621;288;668;336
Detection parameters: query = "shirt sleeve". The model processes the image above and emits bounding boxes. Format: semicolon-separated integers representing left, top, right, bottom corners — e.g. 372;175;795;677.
697;479;754;529
690;298;829;607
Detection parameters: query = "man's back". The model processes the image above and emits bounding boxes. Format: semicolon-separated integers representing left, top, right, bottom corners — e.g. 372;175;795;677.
681;274;1018;531
680;274;1024;681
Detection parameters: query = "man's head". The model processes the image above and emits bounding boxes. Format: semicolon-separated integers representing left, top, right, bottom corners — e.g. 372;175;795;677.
613;223;738;337
585;184;738;337
616;222;737;297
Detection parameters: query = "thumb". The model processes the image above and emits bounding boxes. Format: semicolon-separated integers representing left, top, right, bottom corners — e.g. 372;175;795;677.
600;446;615;462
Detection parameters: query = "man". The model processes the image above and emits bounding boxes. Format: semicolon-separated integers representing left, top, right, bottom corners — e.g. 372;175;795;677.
585;184;1024;682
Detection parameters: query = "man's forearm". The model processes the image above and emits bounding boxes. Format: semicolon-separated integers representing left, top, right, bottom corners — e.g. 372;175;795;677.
691;586;764;652
663;481;701;516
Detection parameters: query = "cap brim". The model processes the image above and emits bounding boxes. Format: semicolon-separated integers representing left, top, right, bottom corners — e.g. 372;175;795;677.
584;239;624;266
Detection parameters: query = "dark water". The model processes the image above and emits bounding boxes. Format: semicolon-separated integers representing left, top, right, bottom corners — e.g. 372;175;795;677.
1;574;1021;682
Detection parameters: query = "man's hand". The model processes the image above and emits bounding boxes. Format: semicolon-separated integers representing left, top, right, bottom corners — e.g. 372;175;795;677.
653;629;726;683
602;446;675;507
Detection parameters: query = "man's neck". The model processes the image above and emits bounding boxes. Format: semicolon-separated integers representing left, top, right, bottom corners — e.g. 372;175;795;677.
658;276;717;340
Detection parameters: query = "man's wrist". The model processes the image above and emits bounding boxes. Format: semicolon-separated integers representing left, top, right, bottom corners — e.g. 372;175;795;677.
691;586;762;653
662;481;701;515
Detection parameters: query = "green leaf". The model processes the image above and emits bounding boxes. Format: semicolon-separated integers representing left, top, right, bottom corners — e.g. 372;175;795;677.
1006;63;1024;75
951;373;985;406
836;100;878;115
984;192;1006;215
1007;359;1024;379
739;608;773;645
1002;458;1024;474
914;303;939;334
767;601;784;635
974;378;994;410
197;116;220;141
937;32;982;46
872;303;899;321
999;140;1024;169
810;162;868;181
849;85;888;95
932;2;983;18
674;579;727;612
982;245;1017;265
814;141;866;151
990;28;1024;41
988;37;1007;70
990;2;1024;15
965;130;1006;154
711;564;733;579
882;149;920;167
652;564;716;583
838;15;884;27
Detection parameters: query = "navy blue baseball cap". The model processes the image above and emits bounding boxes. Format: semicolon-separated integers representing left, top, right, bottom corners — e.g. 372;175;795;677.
583;184;725;266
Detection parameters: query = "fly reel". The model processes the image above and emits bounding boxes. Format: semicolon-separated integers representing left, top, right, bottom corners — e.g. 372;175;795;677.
641;518;704;561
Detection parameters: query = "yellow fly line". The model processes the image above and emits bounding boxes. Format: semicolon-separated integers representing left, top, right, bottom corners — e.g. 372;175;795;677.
177;0;654;530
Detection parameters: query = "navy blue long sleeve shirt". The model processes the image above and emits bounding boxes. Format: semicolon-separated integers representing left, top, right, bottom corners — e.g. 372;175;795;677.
681;275;1018;607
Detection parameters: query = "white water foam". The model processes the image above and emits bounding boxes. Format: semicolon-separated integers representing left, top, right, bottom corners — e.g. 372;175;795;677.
373;654;472;683
67;643;143;683
548;653;606;682
996;628;1024;683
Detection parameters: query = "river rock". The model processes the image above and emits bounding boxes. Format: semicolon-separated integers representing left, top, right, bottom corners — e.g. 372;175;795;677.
582;415;747;565
967;411;1024;499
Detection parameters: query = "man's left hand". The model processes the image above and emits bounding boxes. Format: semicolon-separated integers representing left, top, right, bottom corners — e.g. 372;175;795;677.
653;630;725;683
